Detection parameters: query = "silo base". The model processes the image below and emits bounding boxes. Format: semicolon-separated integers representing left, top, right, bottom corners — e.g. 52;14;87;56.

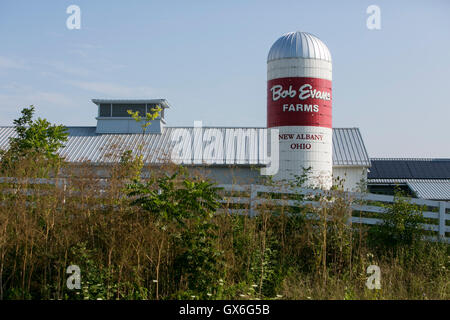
271;126;333;190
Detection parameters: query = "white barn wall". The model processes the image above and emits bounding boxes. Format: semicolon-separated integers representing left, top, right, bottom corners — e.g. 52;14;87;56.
332;167;368;192
68;164;367;190
189;166;368;189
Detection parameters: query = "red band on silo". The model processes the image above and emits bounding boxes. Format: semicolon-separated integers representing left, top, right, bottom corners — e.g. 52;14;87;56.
267;77;332;128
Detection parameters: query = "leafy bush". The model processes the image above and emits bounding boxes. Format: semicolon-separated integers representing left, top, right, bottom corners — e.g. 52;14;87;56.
126;167;225;298
0;105;68;174
368;188;426;249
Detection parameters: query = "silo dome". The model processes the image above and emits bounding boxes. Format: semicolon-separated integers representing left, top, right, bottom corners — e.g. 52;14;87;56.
267;31;332;62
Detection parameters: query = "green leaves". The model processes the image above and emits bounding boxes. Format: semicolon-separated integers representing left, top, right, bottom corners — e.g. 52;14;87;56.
126;105;162;134
1;105;68;173
127;168;220;224
126;168;224;296
368;188;426;249
121;105;163;180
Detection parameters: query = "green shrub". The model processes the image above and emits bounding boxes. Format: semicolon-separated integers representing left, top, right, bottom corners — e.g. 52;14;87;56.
126;167;224;298
368;188;426;250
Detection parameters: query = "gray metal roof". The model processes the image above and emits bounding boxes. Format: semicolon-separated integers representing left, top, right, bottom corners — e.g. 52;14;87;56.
368;178;450;200
368;178;450;184
406;180;450;201
370;158;450;161
0;126;370;167
332;128;370;166
267;31;332;62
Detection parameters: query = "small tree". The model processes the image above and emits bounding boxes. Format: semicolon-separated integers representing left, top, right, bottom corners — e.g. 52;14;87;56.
126;105;162;135
368;188;426;249
119;105;162;180
0;105;68;173
126;167;224;298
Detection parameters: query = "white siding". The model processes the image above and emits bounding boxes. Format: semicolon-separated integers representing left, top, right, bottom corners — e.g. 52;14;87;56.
333;167;368;192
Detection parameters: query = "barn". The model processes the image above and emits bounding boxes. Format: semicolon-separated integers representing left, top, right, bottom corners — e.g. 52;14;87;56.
0;98;371;191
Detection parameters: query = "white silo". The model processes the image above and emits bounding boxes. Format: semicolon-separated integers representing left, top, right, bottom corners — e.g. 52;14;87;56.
267;31;332;188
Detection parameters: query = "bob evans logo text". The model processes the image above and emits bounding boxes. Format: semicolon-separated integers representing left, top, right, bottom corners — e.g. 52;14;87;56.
267;77;332;128
270;84;331;102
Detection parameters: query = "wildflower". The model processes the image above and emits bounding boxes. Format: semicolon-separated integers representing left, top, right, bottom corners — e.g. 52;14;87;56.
207;293;212;297
191;295;196;298
251;284;258;288
152;280;158;283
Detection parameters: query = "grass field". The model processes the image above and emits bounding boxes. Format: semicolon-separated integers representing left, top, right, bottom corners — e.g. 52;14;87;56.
0;159;448;300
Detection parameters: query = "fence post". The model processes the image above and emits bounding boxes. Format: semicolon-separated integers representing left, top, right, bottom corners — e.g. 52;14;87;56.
249;184;258;217
438;201;446;240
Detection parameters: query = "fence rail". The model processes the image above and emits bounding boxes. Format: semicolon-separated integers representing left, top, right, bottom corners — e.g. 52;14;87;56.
1;178;448;243
216;184;450;244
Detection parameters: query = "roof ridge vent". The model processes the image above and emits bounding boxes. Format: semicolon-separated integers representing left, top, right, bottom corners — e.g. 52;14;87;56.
92;99;170;134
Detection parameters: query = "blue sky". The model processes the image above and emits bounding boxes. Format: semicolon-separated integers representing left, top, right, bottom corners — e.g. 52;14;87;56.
0;0;449;157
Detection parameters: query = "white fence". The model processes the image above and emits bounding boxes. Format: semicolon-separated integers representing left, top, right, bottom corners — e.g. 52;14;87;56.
1;178;448;243
216;184;450;244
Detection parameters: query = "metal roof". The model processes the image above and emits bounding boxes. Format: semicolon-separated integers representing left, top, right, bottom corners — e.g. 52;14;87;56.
267;31;332;62
370;158;450;161
406;180;450;200
368;178;450;184
0;126;370;167
332;128;370;166
368;158;450;179
368;178;450;201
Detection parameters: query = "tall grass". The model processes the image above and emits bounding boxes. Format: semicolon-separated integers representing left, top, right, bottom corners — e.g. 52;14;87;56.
0;156;448;300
